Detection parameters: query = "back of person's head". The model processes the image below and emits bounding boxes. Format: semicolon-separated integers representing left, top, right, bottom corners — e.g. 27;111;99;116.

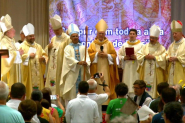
0;81;9;100
133;80;146;88
41;88;51;107
87;79;97;91
10;83;26;99
164;102;183;123
115;83;128;97
35;101;43;116
31;90;43;102
157;82;169;95
78;81;89;94
162;88;176;103
18;99;37;121
110;114;137;123
41;99;50;109
180;88;185;103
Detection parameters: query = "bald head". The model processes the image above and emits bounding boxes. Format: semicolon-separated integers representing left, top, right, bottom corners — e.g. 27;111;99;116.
0;81;9;100
87;79;97;90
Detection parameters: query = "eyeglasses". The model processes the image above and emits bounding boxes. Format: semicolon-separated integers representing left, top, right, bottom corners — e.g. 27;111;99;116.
132;87;141;90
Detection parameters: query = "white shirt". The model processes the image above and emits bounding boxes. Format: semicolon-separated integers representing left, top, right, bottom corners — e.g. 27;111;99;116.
136;96;152;106
65;94;99;123
6;99;40;123
87;93;108;122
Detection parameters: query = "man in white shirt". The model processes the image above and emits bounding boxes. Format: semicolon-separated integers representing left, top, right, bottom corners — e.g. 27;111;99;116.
133;80;152;107
65;81;99;123
87;73;110;123
6;83;40;123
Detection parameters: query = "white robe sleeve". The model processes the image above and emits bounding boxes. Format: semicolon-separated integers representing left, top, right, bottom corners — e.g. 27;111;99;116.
64;46;79;72
14;51;22;64
92;52;98;63
107;54;114;65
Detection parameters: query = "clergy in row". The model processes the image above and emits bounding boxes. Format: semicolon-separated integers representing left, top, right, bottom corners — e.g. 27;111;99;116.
20;23;48;99
167;20;185;85
60;23;91;104
118;29;143;96
45;15;71;96
88;19;119;102
137;24;166;98
0;14;23;88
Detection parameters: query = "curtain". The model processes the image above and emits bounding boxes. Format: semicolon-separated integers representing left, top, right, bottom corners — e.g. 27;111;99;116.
0;0;49;48
171;0;185;41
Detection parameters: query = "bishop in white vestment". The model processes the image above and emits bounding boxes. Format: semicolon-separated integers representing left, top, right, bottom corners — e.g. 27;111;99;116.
137;25;166;98
60;23;91;101
45;15;71;95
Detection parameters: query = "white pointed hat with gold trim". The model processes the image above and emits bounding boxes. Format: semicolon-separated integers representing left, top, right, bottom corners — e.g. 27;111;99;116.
50;15;62;30
171;20;183;32
23;23;34;36
0;14;13;33
95;19;108;32
150;24;160;37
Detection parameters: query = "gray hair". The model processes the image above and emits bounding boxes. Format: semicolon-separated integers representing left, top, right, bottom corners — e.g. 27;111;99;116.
0;81;9;100
172;84;181;97
87;79;97;90
111;114;137;123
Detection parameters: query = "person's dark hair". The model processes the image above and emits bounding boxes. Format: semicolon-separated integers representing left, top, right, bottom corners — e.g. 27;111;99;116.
35;101;43;116
180;88;185;103
129;29;137;35
41;88;52;107
31;90;43;102
157;82;169;94
18;99;37;121
78;81;89;94
41;99;50;109
162;88;176;103
11;83;26;99
164;102;183;123
133;80;146;88
115;83;128;97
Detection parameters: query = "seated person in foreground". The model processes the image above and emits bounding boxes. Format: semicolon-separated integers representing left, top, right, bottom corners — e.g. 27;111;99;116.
18;99;37;123
105;83;137;122
149;82;169;112
133;80;152;106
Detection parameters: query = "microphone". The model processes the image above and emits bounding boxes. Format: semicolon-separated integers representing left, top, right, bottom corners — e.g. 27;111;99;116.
100;46;104;51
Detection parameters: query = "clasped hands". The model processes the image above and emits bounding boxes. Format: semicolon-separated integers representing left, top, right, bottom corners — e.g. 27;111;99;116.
77;61;87;66
169;57;178;62
98;51;108;58
124;54;137;60
144;54;155;60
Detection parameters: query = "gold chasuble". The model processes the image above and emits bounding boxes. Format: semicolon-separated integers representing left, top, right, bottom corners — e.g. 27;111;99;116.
0;36;21;88
137;42;166;98
167;38;185;85
88;38;119;100
118;40;143;94
45;33;71;95
20;41;47;99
